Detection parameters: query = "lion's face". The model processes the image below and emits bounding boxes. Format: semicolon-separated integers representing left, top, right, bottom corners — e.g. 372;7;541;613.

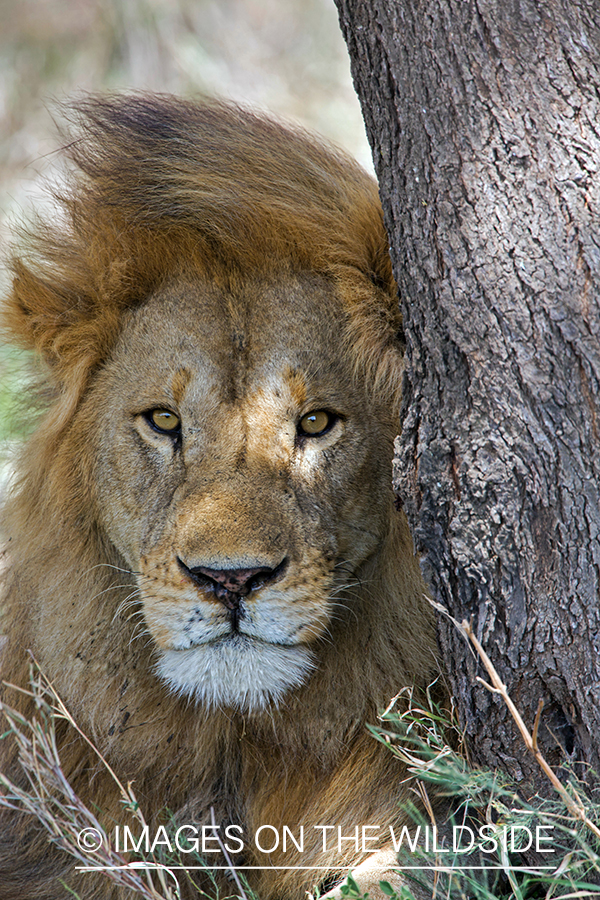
86;270;397;712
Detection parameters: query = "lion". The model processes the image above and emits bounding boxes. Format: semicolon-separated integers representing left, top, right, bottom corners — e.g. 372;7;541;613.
0;94;438;900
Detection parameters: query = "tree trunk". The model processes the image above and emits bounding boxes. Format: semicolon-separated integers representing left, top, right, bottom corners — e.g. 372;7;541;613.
334;0;600;789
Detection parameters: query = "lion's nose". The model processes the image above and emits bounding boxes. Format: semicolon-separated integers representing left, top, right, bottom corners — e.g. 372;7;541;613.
178;557;288;609
192;565;276;594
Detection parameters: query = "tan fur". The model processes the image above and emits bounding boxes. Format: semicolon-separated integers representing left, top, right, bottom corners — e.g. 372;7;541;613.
0;95;437;900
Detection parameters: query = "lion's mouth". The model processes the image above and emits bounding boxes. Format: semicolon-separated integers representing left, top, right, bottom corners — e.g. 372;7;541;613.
189;632;301;651
184;634;295;655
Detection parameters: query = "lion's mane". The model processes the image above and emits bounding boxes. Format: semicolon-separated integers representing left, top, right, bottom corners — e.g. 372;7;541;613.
0;95;437;900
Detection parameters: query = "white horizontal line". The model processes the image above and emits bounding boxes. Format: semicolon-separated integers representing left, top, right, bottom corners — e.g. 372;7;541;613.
76;865;556;872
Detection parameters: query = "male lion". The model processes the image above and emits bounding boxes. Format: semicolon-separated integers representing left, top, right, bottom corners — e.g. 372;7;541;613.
0;95;437;900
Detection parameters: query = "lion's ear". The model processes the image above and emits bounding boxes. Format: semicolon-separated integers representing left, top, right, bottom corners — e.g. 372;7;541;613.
7;261;73;364
4;260;119;437
339;264;406;412
5;242;123;384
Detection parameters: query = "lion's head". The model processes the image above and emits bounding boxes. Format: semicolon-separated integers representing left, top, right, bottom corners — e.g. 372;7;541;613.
0;95;437;900
93;266;403;711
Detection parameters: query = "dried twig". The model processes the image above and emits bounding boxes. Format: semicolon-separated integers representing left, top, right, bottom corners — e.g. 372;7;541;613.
209;806;248;900
460;620;600;843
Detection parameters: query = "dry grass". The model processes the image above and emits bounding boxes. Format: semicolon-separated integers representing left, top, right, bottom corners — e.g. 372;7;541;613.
2;640;600;900
0;660;181;899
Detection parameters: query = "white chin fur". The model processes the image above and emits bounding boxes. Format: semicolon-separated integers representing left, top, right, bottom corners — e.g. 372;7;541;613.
156;636;315;712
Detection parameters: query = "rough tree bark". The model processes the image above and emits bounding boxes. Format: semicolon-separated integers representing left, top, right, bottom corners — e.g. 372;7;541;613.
334;0;600;789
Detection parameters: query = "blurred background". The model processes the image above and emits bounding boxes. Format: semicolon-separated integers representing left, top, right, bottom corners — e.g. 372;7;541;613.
0;0;370;467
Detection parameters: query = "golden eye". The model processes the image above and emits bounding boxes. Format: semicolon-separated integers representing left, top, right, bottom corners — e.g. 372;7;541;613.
148;409;181;434
298;410;334;437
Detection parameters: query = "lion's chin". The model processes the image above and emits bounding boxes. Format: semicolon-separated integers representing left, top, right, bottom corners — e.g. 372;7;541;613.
155;636;316;712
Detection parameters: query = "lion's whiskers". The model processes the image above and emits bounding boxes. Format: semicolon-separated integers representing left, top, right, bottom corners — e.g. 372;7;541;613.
108;587;143;620
82;583;136;607
87;562;139;577
128;622;152;649
300;620;335;645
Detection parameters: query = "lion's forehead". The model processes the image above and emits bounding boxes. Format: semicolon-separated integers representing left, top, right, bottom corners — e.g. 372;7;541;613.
116;271;349;385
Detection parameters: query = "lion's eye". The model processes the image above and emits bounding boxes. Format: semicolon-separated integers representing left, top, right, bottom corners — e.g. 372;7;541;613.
298;410;335;437
147;409;181;435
